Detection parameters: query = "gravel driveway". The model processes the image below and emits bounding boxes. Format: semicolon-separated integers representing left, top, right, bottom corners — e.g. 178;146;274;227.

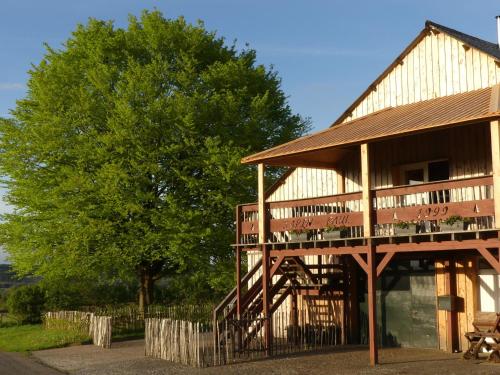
0;351;63;375
33;340;500;375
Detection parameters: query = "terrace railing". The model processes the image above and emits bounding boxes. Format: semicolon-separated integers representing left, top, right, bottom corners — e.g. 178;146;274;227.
237;175;495;244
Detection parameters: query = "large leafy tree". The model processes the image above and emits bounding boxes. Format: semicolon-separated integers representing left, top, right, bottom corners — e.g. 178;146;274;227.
0;11;309;309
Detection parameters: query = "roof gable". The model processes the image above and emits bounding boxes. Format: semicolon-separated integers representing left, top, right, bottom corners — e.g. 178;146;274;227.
334;20;500;125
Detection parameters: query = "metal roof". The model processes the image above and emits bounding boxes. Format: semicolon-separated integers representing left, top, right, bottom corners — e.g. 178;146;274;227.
426;20;500;61
242;86;500;166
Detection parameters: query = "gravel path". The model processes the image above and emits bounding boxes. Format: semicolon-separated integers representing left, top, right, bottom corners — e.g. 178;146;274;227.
0;351;63;375
33;340;500;375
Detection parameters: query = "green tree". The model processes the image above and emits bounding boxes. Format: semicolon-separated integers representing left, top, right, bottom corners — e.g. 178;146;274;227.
0;11;309;310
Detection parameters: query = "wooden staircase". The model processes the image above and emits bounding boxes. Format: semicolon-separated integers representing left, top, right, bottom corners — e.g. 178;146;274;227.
213;255;346;357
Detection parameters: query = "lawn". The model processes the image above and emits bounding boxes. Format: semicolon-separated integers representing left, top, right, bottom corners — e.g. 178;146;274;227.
0;324;90;352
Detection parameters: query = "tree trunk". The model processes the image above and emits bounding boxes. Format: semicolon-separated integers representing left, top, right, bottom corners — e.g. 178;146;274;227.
138;267;155;314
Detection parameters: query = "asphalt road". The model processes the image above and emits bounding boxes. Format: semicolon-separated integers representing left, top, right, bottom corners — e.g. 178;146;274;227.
0;351;62;375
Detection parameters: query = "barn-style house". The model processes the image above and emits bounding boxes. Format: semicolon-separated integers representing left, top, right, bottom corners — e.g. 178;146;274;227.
214;19;500;365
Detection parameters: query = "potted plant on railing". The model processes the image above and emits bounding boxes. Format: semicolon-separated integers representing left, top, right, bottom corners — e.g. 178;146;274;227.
323;225;348;240
439;215;472;232
289;229;309;242
393;220;417;235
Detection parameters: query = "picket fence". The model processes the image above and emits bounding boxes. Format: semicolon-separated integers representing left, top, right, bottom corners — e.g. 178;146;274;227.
145;318;213;367
43;311;112;348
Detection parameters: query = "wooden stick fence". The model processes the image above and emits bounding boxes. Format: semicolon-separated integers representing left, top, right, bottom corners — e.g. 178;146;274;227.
90;315;112;348
146;300;343;367
44;311;112;349
145;318;213;367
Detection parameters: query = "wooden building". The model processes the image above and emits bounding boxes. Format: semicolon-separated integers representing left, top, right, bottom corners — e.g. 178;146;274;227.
214;20;500;365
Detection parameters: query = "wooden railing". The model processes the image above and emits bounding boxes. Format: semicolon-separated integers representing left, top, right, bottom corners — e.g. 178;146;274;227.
374;176;493;224
237;175;495;244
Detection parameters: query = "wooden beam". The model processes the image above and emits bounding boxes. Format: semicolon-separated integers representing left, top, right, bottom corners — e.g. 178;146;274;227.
367;241;378;366
361;143;372;237
376;252;395;277
352;253;368;274
291;257;319;284
377;239;500;253
236;205;242;318
476;246;500;273
346;257;360;344
490;119;500;228
445;258;459;353
236;247;242;317
270;285;292;314
258;163;266;244
258;163;271;355
262;243;271;355
269;246;369;257
270;255;286;278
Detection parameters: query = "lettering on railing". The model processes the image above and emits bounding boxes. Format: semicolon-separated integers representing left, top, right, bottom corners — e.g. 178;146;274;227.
280;214;351;232
326;215;350;226
417;206;449;219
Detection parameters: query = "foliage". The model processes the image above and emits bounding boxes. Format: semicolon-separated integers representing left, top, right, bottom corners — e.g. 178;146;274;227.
0;288;7;312
324;225;348;233
0;324;89;352
6;285;45;324
441;215;472;226
393;220;414;229
42;277;137;311
0;10;309;307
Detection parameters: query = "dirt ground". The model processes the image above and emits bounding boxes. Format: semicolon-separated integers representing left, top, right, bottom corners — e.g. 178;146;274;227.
33;340;500;375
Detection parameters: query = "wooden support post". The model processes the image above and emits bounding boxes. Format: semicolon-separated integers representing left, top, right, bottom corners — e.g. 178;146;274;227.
490;119;500;227
318;255;322;281
445;258;459;352
236;205;242;318
367;241;378;366
361;143;377;365
258;163;272;355
235;248;242;351
291;292;299;345
262;244;271;355
361;143;372;237
258;163;266;244
347;257;360;344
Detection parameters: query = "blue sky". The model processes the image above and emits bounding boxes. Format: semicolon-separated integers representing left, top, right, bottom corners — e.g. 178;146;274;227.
0;0;499;262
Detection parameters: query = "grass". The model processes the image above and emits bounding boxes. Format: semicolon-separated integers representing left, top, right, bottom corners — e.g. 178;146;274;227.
0;324;90;352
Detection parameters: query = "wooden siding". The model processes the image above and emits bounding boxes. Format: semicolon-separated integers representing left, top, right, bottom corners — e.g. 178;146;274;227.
343;32;500;123
435;257;478;352
371;123;492;189
264;123;492;204
267;167;340;202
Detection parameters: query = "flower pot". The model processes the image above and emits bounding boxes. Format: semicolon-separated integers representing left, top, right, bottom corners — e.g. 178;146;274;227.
323;230;342;240
290;232;308;242
439;221;464;232
394;224;417;236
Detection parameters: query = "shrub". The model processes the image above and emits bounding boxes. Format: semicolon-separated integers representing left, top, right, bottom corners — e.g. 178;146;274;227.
6;284;45;324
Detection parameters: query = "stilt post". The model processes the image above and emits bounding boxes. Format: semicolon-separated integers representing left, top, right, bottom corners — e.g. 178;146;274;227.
361;143;378;366
258;163;272;355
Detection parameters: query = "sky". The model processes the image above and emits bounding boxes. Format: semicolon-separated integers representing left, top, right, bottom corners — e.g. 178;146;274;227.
0;0;499;262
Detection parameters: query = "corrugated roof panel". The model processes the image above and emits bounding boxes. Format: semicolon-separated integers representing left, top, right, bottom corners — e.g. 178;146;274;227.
242;86;500;165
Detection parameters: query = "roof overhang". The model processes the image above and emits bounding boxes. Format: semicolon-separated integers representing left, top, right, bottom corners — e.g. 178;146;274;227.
242;85;500;168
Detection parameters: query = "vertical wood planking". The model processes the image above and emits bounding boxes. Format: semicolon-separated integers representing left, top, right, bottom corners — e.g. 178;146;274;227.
341;30;500;124
490;120;500;227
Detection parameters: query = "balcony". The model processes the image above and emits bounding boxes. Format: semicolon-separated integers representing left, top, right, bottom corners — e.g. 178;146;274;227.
236;175;495;247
